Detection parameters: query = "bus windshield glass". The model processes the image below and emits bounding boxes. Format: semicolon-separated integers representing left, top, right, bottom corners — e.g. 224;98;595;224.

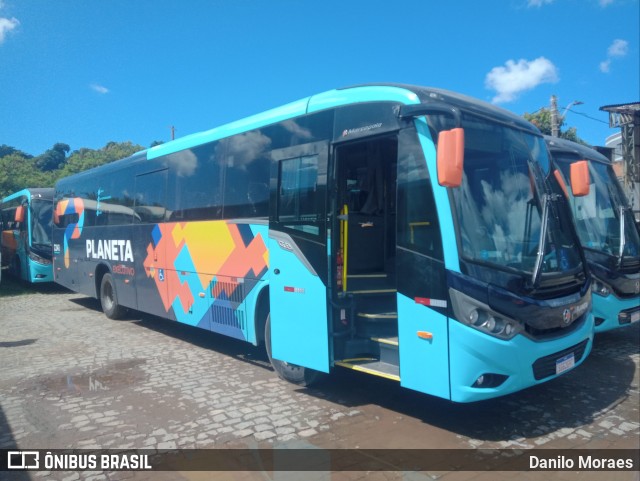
31;198;53;248
443;115;582;278
555;155;640;260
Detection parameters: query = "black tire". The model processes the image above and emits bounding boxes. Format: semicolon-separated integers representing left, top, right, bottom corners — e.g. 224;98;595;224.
100;273;125;320
264;314;323;386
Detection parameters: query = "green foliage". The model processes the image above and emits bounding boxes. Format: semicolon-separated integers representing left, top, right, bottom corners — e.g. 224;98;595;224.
0;141;144;198
524;109;554;135
0;144;32;159
0;154;54;198
34;143;70;171
523;109;589;145
59;141;144;177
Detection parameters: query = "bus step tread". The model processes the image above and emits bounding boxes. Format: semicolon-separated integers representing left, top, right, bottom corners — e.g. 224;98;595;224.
357;311;397;320
347;288;397;295
347;273;387;279
344;274;394;293
370;336;398;346
335;359;400;381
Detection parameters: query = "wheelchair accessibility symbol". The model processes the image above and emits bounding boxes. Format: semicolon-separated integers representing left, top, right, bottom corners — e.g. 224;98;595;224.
158;269;165;282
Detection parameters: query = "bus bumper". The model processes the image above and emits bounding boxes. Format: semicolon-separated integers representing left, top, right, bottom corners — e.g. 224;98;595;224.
28;260;53;283
592;293;640;333
448;313;594;403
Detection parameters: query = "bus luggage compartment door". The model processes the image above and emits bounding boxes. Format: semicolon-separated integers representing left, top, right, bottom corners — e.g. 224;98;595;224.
268;232;330;372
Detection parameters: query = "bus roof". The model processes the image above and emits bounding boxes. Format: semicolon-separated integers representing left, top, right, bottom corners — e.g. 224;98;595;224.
57;84;541;185
2;188;54;203
148;83;539;160
544;135;611;165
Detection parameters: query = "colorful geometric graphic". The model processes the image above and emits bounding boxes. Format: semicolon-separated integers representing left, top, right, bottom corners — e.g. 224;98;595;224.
143;221;269;339
56;198;85;268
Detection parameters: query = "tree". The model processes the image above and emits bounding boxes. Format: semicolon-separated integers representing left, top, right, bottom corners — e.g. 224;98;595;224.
0;154;54;197
34;143;70;171
0;141;145;197
0;144;32;159
523;109;589;145
58;141;144;177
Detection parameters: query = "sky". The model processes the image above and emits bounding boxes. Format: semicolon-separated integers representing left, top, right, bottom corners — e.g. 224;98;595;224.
0;0;638;156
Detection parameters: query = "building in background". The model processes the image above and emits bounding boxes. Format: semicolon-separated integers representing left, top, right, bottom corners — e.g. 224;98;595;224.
600;102;640;221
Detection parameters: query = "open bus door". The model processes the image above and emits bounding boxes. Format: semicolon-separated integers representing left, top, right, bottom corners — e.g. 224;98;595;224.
267;141;331;376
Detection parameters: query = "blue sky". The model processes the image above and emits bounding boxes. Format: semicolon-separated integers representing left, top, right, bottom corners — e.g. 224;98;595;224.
0;0;638;156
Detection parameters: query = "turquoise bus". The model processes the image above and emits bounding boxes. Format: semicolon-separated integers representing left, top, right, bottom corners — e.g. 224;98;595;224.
1;188;55;283
546;136;640;332
53;84;594;402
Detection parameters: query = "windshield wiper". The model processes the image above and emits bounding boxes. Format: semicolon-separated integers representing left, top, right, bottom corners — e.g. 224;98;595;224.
531;193;551;288
617;205;626;267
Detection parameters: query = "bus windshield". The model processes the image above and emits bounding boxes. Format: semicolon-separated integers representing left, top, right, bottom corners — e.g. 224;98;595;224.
31;198;53;248
555;154;640;261
446;116;582;279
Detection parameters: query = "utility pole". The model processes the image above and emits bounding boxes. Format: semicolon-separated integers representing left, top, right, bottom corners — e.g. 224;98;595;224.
170;126;176;140
550;95;560;138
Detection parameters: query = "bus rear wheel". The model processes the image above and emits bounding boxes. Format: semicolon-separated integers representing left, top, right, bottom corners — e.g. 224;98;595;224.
100;273;125;320
264;314;322;387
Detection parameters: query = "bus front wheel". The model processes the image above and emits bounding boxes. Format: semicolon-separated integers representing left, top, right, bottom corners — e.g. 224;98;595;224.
100;273;125;320
264;314;322;387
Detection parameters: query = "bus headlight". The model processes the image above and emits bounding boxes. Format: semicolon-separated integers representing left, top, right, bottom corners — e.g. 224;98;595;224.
28;252;52;265
592;277;611;297
450;288;522;340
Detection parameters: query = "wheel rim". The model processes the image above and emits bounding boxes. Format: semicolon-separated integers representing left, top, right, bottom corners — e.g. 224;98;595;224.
103;282;114;311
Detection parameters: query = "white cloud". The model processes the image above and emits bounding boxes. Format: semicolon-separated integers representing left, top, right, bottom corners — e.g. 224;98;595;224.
527;0;554;7
485;57;559;104
600;39;628;73
0;16;19;44
607;39;628;57
90;83;110;94
599;0;614;6
599;60;611;73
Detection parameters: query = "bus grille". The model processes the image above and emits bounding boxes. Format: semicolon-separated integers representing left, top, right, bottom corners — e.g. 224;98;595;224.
211;280;245;330
532;339;589;381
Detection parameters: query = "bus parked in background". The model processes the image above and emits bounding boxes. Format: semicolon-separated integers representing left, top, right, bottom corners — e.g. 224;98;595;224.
547;136;640;332
1;188;54;283
53;84;593;402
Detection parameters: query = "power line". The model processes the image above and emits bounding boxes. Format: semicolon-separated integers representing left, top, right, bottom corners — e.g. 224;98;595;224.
566;109;609;125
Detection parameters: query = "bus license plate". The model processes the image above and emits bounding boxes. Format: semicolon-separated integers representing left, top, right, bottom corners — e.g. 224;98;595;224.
555;353;575;375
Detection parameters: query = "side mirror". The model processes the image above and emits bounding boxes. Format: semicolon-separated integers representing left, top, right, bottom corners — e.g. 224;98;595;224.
14;205;25;223
570;160;590;197
437;128;464;187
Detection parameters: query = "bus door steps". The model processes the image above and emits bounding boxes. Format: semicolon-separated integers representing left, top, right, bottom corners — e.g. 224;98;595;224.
357;311;397;322
340;336;399;367
345;273;395;295
353;294;398;337
371;336;398;366
335;358;400;382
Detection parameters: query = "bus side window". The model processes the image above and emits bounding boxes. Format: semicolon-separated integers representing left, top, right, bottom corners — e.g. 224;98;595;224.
278;155;321;236
397;129;444;261
135;170;168;224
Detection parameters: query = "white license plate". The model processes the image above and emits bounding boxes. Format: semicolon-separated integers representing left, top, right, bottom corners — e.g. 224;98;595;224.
631;310;640;323
556;353;575;375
